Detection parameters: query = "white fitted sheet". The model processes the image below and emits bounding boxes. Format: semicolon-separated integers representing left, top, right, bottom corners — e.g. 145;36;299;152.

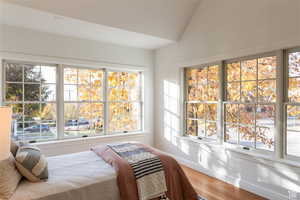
10;151;120;200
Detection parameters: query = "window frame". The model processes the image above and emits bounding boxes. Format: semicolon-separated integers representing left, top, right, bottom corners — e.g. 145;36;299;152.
183;50;286;158
2;60;144;143
2;60;59;141
283;47;300;162
183;61;223;142
223;51;280;154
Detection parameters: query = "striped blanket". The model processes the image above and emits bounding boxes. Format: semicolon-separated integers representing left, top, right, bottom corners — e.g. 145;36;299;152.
108;143;169;200
92;142;198;200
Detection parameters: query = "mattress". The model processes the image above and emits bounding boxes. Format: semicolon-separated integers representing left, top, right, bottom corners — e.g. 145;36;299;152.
10;151;120;200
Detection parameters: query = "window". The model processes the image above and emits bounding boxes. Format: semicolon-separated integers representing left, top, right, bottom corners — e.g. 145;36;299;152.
3;60;143;142
185;64;219;139
107;71;142;133
224;56;277;151
286;49;300;157
4;61;57;141
63;67;104;138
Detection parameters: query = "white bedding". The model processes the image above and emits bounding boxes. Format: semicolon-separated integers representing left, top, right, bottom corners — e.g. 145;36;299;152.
10;151;120;200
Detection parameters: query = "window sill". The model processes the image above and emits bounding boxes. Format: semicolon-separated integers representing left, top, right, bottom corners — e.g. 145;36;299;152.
35;132;146;147
176;136;300;168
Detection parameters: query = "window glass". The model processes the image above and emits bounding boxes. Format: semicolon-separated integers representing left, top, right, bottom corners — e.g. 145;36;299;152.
63;68;104;137
185;65;219;139
287;51;300;157
225;56;277;151
4;62;57;142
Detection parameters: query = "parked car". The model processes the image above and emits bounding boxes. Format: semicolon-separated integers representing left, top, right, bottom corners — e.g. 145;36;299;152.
24;124;50;133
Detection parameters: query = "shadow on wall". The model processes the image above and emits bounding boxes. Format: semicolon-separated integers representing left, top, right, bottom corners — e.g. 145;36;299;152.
161;80;300;198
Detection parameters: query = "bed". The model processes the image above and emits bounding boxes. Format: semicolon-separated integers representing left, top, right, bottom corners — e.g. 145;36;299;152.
10;151;120;200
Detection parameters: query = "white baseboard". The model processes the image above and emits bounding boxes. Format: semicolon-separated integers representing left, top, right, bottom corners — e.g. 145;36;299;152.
173;155;288;200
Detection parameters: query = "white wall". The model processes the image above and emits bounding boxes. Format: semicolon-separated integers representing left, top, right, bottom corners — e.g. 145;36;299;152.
0;24;155;156
155;0;300;199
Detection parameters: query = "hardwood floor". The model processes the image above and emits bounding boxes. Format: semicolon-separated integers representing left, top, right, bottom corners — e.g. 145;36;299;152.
181;165;267;200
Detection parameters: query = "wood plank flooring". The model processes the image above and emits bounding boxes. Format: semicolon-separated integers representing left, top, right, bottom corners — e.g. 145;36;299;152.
181;165;267;200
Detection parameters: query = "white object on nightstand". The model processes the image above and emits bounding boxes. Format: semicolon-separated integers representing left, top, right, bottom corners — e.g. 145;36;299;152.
0;106;12;161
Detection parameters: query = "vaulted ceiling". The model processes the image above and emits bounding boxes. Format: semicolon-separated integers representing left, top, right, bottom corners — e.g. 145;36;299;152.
1;0;200;49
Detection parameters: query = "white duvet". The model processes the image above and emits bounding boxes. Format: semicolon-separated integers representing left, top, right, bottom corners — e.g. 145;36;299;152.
10;151;120;200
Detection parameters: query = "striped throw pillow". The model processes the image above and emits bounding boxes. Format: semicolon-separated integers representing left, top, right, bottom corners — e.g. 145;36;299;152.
15;146;48;182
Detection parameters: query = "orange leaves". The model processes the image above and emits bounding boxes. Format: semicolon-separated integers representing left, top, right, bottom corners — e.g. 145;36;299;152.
186;65;219;101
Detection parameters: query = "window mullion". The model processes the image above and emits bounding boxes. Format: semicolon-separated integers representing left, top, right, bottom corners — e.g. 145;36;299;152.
57;65;64;140
275;50;285;159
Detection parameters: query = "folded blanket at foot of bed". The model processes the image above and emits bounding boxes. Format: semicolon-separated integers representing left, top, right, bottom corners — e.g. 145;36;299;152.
92;142;198;200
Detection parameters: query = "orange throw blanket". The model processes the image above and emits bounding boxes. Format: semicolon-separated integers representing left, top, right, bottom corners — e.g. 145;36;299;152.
92;143;198;200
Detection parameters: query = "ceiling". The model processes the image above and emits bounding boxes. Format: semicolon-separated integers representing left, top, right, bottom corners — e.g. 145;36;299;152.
1;0;200;49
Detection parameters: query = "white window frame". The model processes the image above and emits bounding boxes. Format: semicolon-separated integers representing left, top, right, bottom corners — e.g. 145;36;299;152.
183;50;288;159
183;62;223;142
2;60;144;143
284;47;300;162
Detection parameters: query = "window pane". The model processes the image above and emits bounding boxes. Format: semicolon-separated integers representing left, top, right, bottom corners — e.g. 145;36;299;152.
41;84;56;101
109;103;140;133
287;105;300;157
24;103;40;121
258;80;276;102
24;64;40;82
256;105;275;127
206;122;217;139
186;119;205;137
90;85;102;101
108;72;140;101
78;69;90;85
241;59;257;81
5;63;23;82
240;104;255;124
78;85;90;101
64;103;78;137
288;77;300;102
207;65;218;81
241;81;256;102
41;66;56;83
225;123;238;144
90;70;104;86
206;104;217;121
289;52;300;77
227;62;240;82
11;123;24;141
225;104;239;123
24;84;40;101
64;68;77;84
227;82;240;101
64;85;77;101
239;125;255;148
207;82;218;101
258;56;276;79
23;122;40;141
6;83;23;101
256;126;274;151
187;103;205;119
40;122;57;141
90;103;104;135
40;103;56;121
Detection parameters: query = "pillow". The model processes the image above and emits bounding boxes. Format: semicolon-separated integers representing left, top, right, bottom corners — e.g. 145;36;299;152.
0;153;22;200
11;140;19;157
15;145;48;182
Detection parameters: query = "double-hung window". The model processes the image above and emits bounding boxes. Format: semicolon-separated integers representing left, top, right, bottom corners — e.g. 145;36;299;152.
286;49;300;158
3;60;143;142
63;67;104;138
185;64;219;139
224;55;277;151
4;61;57;141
